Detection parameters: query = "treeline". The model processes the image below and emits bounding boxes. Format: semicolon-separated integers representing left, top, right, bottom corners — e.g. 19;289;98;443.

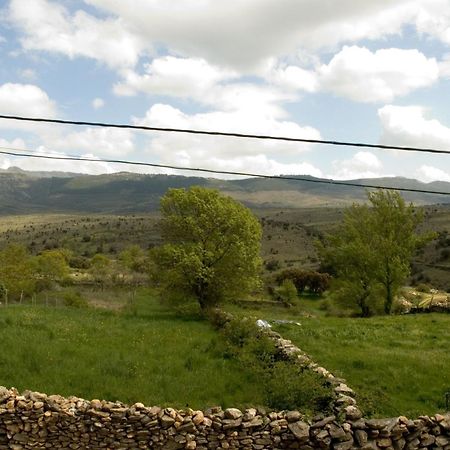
0;244;149;302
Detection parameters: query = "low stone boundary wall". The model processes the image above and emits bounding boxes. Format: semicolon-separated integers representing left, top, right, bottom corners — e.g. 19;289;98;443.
0;386;449;450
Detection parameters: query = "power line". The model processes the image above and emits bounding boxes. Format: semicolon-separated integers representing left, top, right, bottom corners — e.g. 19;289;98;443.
1;145;449;196
1;114;450;155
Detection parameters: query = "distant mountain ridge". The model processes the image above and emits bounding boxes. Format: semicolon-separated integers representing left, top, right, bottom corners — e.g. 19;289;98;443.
0;169;449;214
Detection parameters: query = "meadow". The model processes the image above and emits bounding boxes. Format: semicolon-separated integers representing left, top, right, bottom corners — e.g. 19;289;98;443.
0;290;265;409
226;298;450;418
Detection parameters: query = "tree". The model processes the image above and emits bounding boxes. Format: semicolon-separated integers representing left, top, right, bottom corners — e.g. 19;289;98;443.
318;190;433;316
0;244;35;300
35;249;70;289
151;186;262;310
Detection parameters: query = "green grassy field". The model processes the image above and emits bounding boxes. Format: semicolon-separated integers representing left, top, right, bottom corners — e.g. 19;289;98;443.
0;290;264;409
273;313;450;418
225;298;450;418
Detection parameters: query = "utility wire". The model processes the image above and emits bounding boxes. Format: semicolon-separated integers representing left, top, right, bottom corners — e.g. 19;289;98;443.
1;114;450;155
1;145;449;196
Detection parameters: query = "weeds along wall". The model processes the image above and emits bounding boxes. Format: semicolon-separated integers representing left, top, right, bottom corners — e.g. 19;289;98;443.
0;312;448;449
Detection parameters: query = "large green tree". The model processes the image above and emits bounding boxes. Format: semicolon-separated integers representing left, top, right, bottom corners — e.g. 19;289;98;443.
318;190;433;316
151;186;262;310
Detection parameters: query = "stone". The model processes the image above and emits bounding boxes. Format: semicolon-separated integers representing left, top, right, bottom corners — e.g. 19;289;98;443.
186;441;197;449
345;406;363;420
288;421;310;442
286;411;302;422
192;411;204;425
312;416;336;428
335;384;355;396
377;438;393;448
224;408;242;420
329;424;347;441
355;429;368;446
333;439;354;450
436;437;449;447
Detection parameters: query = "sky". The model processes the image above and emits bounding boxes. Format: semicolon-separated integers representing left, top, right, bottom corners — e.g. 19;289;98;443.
0;0;450;182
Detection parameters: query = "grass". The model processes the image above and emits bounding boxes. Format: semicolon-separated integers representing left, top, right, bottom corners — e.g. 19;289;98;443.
271;313;450;418
0;289;264;409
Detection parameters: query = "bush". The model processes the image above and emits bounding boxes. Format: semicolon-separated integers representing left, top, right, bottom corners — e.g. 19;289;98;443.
63;291;88;308
416;283;432;293
274;279;297;305
275;269;331;294
265;259;281;271
263;361;333;413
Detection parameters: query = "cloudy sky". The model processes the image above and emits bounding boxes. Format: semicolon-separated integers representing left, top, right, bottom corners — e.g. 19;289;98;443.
1;0;450;182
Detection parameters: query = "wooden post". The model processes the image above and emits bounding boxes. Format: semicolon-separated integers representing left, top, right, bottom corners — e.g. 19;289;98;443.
20;291;23;305
5;289;8;307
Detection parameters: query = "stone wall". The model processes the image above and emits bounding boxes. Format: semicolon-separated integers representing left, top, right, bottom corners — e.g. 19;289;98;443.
1;322;448;449
0;386;449;450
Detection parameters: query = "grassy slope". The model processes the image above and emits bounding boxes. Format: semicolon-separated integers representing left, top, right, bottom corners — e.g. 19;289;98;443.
225;299;450;418
274;313;450;418
0;290;263;409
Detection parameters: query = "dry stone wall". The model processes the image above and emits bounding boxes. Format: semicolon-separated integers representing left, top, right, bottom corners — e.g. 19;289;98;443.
0;386;449;450
0;323;448;449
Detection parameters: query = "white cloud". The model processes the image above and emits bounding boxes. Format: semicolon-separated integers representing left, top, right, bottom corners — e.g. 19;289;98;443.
8;0;144;69
330;151;387;180
416;165;450;183
114;56;237;97
133;103;321;175
52;127;134;157
92;98;105;109
378;105;450;149
319;46;439;103
85;0;417;71
267;64;318;93
0;82;56;117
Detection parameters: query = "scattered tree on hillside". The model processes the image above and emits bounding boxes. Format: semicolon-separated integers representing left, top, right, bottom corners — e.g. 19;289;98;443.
0;244;36;299
151;186;262;310
318;190;434;316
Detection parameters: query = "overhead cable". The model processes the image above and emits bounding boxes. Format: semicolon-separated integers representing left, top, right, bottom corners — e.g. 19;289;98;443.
0;114;450;155
1;146;449;196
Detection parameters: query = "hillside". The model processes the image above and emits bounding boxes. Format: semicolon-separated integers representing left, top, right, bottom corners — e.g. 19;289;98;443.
0;169;449;214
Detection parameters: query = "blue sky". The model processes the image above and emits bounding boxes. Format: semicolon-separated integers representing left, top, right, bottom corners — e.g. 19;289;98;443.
0;0;450;182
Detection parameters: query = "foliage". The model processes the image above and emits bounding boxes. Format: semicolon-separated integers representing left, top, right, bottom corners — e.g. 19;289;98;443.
151;187;262;309
35;249;70;288
275;268;331;295
0;244;36;299
274;279;297;305
216;314;333;414
62;290;88;308
317;190;434;315
119;245;148;273
89;254;112;290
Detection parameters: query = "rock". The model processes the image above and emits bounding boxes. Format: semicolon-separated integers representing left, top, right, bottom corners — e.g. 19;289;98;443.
333;439;354;450
242;408;257;421
436;437;449;447
329;424;347;441
224;408;242;420
286;410;302;422
355;429;368;446
345;406;363;420
288;421;310;442
312;416;336;428
335;384;355;396
377;438;393;448
192;411;204;425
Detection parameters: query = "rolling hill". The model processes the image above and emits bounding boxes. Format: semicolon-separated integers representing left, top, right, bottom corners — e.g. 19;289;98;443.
0;168;449;214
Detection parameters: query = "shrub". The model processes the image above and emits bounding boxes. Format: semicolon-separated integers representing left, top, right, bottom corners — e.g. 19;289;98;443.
63;291;88;308
416;283;432;293
275;269;331;295
265;259;281;272
274;279;297;305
